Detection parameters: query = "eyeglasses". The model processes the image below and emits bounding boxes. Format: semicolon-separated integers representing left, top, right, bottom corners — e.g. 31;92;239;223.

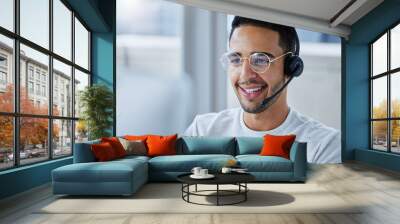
220;51;293;73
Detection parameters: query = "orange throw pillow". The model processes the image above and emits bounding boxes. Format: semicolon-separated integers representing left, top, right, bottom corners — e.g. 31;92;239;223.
101;137;127;158
146;134;178;157
91;142;117;161
124;135;148;141
260;134;296;159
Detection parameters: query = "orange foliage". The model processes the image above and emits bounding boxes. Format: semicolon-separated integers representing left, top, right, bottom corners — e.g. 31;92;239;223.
0;84;60;149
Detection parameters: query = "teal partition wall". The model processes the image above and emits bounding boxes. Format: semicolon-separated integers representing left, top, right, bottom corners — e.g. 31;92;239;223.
0;0;116;200
344;0;400;171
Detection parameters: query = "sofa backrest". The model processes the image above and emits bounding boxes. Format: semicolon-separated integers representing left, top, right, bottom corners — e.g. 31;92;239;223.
73;139;100;163
235;137;263;155
176;137;236;155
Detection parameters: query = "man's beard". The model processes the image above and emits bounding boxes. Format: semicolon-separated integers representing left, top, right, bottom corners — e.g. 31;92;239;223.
239;79;286;114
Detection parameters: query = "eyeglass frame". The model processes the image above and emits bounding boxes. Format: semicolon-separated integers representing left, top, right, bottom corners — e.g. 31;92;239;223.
220;51;293;73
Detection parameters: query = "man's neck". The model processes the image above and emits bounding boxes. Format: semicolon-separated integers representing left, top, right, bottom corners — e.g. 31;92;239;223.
243;100;290;131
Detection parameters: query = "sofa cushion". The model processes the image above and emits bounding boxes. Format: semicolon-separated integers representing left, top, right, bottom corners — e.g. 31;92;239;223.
148;154;235;172
260;134;296;159
236;137;263;155
53;157;148;183
91;142;118;161
236;155;293;172
177;137;236;155
147;134;178;157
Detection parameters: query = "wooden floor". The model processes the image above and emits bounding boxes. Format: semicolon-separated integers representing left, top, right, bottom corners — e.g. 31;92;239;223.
1;162;400;224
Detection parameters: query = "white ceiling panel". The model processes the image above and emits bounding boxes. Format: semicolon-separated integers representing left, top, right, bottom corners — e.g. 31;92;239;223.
167;0;384;39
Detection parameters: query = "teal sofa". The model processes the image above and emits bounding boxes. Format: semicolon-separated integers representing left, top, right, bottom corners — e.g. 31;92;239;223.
52;137;307;196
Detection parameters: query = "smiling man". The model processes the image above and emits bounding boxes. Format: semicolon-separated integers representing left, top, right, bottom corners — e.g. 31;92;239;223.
184;16;341;164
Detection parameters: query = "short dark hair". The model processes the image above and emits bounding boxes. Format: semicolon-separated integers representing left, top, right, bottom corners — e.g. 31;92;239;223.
229;16;299;55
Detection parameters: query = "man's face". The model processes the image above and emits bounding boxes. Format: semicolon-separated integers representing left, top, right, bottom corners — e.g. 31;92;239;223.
229;25;286;113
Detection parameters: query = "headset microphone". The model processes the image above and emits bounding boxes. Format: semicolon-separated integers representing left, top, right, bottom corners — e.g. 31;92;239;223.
259;76;294;108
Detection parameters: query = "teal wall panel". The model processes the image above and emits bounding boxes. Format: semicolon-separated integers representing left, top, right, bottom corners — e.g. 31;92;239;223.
344;0;400;171
0;158;72;199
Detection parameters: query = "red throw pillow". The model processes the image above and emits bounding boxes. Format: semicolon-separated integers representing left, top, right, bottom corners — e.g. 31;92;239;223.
91;142;117;161
259;134;296;159
146;134;178;157
101;137;127;158
124;135;148;141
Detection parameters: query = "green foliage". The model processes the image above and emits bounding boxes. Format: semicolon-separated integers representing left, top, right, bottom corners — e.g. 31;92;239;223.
79;84;114;140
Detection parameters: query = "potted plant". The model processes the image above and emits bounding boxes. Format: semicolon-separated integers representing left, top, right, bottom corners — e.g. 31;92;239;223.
79;84;114;140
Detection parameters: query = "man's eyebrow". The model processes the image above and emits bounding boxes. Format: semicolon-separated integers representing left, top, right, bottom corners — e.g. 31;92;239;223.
251;51;275;58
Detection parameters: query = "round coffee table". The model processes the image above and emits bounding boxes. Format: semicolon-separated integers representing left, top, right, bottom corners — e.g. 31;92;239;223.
177;173;255;206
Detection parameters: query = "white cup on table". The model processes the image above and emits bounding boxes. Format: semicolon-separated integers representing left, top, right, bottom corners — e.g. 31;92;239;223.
191;167;202;176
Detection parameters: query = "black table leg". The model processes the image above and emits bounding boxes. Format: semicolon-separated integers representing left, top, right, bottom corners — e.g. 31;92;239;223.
245;183;247;201
217;184;219;206
195;184;197;192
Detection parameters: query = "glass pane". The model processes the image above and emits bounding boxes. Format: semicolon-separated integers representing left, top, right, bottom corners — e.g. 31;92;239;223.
75;120;88;143
372;121;388;151
53;59;72;117
53;0;72;60
0;0;14;31
20;44;49;115
0;34;14;112
391;72;400;118
75;18;89;70
117;0;183;77
53;119;72;157
20;0;49;49
391;120;400;153
74;69;89;118
20;117;49;165
391;24;400;70
0;116;14;170
372;33;387;76
372;77;387;119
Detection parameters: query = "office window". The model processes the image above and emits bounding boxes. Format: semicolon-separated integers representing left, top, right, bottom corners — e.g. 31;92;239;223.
0;116;13;170
28;81;34;94
53;119;72;158
53;59;72;117
371;22;400;153
20;0;49;49
117;0;183;77
0;1;91;170
0;71;6;84
0;0;14;32
75;18;89;70
0;34;14;113
53;0;72;60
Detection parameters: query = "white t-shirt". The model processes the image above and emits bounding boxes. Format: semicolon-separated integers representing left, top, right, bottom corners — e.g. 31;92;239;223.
183;107;341;164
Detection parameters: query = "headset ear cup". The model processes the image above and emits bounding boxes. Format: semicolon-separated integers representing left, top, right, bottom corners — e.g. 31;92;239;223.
285;56;304;77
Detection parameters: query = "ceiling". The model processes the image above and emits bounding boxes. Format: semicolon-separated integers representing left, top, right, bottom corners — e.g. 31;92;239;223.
168;0;384;38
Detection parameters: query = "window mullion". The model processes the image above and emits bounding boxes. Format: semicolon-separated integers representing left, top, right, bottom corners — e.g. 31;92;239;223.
13;0;21;167
48;0;54;160
388;30;391;152
71;10;76;155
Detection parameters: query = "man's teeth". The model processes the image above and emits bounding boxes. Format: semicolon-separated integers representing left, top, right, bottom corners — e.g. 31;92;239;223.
243;87;263;93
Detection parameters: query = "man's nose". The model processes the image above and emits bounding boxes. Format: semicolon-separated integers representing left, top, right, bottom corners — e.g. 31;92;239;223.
240;59;257;79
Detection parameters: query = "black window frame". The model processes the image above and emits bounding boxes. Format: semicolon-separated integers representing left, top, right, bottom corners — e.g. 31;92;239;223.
0;0;92;171
370;20;400;154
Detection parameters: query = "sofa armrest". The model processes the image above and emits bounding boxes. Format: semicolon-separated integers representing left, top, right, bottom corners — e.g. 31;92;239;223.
73;140;100;163
289;142;307;181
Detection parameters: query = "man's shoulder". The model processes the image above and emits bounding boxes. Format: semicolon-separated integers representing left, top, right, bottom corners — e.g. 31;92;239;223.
290;109;340;137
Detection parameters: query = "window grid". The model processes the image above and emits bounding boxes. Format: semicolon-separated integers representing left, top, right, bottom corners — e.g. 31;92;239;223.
370;21;400;154
0;0;91;171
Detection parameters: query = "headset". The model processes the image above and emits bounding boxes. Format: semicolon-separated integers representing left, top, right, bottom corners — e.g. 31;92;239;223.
254;29;304;112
